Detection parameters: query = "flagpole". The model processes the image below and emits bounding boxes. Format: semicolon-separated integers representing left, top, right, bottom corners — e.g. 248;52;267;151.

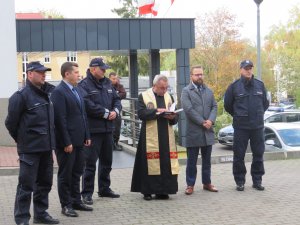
163;4;172;17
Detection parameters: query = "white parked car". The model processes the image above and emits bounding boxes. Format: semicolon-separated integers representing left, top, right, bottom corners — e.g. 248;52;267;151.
217;111;300;146
264;123;300;151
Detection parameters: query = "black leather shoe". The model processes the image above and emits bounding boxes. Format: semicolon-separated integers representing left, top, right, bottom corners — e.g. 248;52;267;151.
33;215;59;224
82;196;93;205
155;194;169;200
236;184;245;191
252;184;265;191
61;206;78;217
143;194;152;201
17;222;29;225
73;203;93;211
99;189;120;198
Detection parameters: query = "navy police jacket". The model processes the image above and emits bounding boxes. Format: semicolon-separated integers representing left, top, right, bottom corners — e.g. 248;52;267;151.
224;75;269;130
78;70;122;133
5;80;56;154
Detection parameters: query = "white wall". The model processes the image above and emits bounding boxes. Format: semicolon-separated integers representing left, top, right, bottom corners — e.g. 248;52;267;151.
0;0;18;98
0;0;17;146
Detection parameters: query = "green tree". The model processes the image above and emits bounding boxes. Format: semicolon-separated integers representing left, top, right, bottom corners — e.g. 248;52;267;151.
110;0;151;76
296;89;300;108
110;1;176;77
106;55;128;76
264;5;300;101
111;0;138;18
160;51;176;71
191;8;257;101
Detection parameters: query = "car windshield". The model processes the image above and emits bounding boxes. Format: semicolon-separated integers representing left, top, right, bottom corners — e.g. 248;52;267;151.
277;128;300;147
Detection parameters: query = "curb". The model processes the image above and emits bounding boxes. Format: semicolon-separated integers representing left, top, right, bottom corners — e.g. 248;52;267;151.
120;143;300;165
0;166;59;176
179;150;300;165
2;143;300;176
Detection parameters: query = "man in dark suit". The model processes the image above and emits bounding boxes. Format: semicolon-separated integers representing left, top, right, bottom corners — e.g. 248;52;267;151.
51;62;92;217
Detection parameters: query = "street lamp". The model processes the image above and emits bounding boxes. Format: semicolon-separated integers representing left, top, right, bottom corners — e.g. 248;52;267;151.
254;0;263;80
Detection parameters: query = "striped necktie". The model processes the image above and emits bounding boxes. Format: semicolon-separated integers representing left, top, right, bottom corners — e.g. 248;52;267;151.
72;87;81;104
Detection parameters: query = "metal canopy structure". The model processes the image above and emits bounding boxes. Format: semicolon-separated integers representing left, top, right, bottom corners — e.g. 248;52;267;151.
16;18;195;146
16;18;194;51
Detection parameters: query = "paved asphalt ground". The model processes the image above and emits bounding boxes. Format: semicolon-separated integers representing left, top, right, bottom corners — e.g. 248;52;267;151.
0;145;300;225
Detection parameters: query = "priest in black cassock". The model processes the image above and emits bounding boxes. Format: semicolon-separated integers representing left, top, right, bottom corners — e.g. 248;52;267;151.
131;74;180;201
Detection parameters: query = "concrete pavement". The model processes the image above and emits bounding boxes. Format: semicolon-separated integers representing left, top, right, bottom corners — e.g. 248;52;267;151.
0;152;299;224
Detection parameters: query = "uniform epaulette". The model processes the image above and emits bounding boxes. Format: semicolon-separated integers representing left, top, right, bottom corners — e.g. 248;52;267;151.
231;79;240;85
17;87;25;92
78;79;85;84
254;78;264;83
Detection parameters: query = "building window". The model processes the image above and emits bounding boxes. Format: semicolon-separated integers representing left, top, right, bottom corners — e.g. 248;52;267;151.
44;52;51;63
67;52;77;62
22;52;28;83
45;73;52;81
22;53;28;62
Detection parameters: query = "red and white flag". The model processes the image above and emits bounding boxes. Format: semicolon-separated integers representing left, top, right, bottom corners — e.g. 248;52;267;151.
138;0;155;15
138;0;174;16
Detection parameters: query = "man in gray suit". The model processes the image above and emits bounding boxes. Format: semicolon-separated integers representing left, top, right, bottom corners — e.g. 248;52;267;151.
181;65;218;195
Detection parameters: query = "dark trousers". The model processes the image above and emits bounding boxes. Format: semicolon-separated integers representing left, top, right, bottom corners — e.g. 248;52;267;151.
14;151;53;224
56;146;84;208
82;133;113;197
113;115;122;143
233;128;265;185
186;145;212;186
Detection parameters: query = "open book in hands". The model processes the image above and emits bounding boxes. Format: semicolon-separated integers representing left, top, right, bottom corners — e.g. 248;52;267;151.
156;103;184;115
160;108;184;115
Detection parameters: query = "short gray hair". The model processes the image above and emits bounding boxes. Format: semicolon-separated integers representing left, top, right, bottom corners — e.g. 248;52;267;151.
152;74;168;86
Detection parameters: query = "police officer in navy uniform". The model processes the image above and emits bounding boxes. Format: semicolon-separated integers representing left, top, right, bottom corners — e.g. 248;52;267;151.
5;61;59;225
224;60;269;192
78;58;122;205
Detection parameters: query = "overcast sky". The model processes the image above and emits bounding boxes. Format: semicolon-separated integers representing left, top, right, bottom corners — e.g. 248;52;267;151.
15;0;300;43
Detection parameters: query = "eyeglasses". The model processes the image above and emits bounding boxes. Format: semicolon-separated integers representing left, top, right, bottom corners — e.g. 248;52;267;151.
193;74;204;77
243;67;253;71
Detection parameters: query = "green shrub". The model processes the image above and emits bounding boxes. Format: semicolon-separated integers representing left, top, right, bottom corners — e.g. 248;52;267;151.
296;89;300;108
214;113;232;138
217;100;225;116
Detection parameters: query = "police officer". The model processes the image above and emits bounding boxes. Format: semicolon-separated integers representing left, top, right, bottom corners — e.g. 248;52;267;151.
78;58;122;205
5;61;59;225
224;60;269;192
